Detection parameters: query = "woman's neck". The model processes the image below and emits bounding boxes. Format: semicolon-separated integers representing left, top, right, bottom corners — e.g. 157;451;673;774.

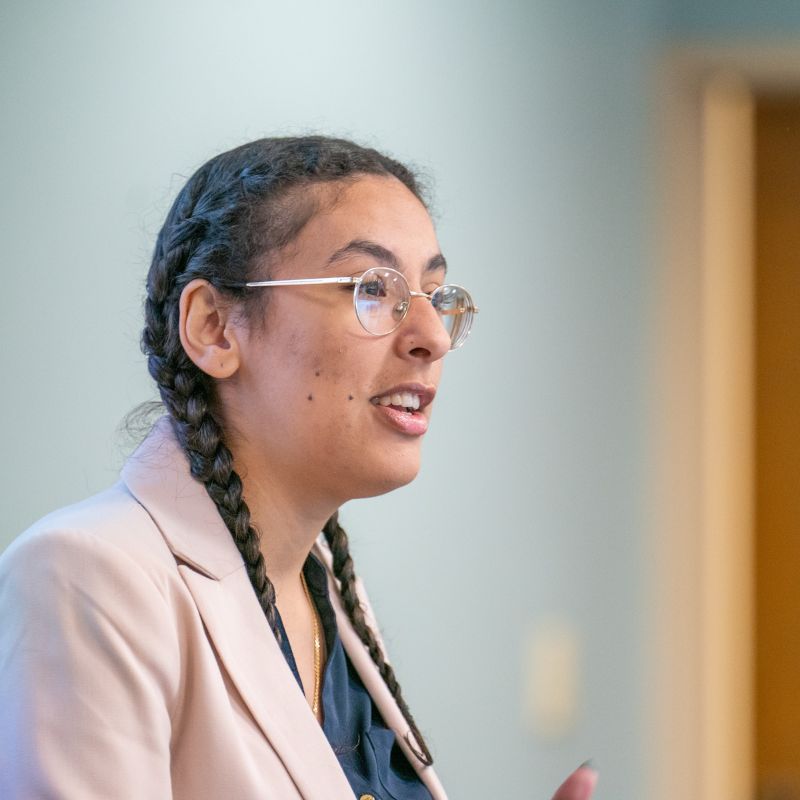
229;453;336;601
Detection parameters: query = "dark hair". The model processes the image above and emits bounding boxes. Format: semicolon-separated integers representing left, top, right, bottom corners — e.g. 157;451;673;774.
141;135;433;765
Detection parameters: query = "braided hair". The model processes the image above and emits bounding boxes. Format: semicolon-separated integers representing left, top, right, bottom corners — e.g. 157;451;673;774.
141;136;433;765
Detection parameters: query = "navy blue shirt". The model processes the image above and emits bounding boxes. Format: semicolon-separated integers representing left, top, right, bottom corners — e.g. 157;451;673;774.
274;553;433;800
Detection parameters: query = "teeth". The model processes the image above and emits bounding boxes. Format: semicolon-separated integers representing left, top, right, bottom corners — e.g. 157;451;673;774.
374;392;421;410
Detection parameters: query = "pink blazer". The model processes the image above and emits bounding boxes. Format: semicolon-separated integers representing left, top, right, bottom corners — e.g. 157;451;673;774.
0;419;447;799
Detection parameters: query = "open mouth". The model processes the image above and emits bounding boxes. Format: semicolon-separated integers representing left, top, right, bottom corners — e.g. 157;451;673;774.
368;385;434;436
370;391;421;414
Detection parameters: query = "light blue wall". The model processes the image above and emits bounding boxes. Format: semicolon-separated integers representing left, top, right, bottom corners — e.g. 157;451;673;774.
1;1;662;798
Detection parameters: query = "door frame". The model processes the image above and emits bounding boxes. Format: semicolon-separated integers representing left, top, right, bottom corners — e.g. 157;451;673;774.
648;42;800;800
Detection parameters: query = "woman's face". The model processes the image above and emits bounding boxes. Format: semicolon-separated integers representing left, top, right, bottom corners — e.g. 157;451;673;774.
221;175;452;507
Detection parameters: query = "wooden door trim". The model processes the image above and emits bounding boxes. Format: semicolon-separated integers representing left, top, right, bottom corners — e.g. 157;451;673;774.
649;42;800;800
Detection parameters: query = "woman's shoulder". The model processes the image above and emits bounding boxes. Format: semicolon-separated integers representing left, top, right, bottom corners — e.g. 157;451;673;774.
0;483;186;793
0;481;181;598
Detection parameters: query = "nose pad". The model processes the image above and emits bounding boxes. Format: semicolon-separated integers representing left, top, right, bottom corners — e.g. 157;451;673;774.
394;299;410;318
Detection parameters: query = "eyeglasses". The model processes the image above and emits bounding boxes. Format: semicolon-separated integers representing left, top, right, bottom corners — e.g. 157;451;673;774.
241;267;478;350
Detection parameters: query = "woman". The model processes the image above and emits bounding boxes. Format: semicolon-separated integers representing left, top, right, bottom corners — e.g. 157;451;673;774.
0;136;596;799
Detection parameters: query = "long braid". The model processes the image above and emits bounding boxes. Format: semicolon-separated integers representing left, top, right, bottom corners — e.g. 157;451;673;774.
142;135;435;758
141;167;280;636
323;512;434;766
168;370;279;635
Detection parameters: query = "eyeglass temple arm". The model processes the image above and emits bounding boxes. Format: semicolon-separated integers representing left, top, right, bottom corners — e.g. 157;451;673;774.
244;277;357;287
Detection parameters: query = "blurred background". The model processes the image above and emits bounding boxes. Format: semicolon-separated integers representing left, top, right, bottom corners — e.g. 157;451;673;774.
1;2;799;798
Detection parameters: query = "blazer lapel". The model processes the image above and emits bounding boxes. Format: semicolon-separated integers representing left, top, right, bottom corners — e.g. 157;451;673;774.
178;567;353;799
312;539;449;800
121;418;353;800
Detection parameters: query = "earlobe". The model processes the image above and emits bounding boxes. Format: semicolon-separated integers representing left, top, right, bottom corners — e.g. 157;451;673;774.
178;279;241;379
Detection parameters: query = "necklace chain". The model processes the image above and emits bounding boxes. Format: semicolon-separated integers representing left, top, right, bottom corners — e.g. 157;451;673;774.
299;570;322;717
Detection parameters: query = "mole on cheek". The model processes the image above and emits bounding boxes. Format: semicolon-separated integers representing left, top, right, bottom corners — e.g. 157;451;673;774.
348;395;353;401
307;394;313;401
315;370;321;377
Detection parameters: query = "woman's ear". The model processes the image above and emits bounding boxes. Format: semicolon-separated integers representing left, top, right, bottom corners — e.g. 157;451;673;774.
178;279;241;379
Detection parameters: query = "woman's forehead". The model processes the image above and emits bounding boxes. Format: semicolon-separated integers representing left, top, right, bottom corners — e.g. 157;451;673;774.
277;175;440;275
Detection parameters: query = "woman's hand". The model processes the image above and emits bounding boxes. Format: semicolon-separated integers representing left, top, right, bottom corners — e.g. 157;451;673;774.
550;764;598;800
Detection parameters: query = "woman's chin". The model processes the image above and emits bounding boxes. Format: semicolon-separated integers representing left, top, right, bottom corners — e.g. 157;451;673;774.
346;458;422;500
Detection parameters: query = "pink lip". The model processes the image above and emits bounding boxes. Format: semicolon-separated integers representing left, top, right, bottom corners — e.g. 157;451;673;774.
373;405;429;436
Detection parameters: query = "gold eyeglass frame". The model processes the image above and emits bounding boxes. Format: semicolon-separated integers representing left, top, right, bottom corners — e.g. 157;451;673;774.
241;266;478;350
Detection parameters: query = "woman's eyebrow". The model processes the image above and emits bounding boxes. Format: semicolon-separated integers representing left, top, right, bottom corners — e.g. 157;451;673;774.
326;239;398;269
426;253;447;275
326;239;448;274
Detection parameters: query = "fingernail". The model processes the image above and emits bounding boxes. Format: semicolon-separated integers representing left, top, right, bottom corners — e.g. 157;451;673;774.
579;759;597;771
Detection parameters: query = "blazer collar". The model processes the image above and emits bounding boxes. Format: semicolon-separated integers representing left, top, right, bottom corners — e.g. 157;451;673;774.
121;416;244;580
312;539;449;800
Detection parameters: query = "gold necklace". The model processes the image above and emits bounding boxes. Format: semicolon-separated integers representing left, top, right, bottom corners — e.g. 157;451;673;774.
299;570;321;717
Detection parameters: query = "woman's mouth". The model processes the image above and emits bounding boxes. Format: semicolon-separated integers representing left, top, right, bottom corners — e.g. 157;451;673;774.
369;384;435;436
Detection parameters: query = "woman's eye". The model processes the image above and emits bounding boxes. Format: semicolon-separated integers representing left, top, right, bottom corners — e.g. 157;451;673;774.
361;278;388;298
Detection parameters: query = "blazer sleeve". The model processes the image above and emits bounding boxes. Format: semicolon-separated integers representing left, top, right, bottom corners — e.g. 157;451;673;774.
0;527;180;799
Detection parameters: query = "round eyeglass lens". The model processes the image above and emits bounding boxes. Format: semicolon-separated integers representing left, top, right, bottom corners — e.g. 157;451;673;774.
432;284;475;349
354;267;410;335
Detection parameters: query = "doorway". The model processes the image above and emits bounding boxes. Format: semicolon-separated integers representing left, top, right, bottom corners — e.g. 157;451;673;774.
754;93;800;800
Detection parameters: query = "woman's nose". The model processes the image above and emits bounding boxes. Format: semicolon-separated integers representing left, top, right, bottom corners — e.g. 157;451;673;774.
395;293;451;361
